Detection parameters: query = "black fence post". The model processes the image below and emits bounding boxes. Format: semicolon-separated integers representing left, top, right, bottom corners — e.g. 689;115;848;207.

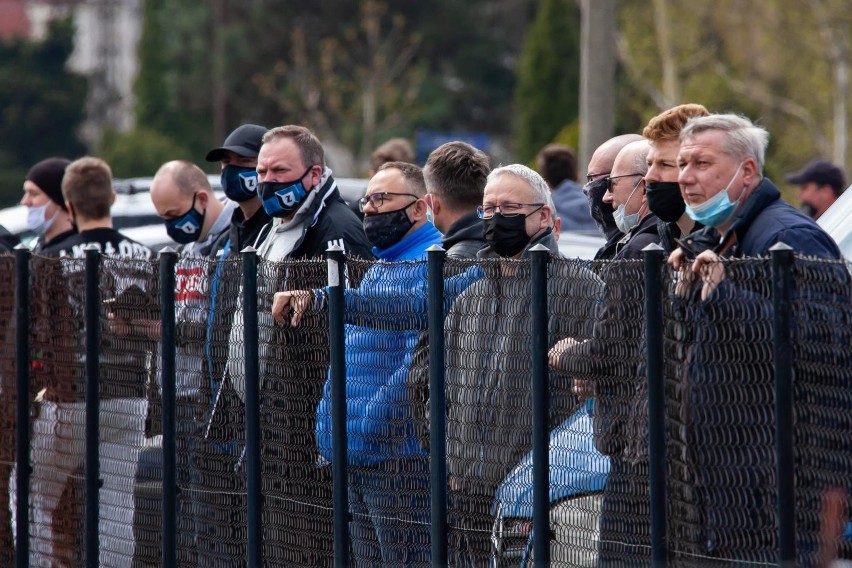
426;244;447;567
770;242;795;567
83;244;101;568
159;248;178;568
13;244;30;568
643;243;667;567
529;243;550;567
242;246;263;568
326;244;350;568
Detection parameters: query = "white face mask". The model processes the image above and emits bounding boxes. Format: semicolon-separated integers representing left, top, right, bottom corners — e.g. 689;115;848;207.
613;177;643;234
26;204;56;234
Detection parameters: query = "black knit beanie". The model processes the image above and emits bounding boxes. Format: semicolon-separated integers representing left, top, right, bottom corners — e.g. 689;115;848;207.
26;157;72;210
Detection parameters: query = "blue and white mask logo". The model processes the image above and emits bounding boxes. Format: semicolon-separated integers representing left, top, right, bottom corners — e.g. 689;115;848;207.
221;165;259;202
164;193;205;244
258;167;314;218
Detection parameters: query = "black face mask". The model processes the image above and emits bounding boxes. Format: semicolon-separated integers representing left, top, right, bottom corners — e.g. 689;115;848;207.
362;205;414;249
584;178;620;240
645;181;685;223
483;213;533;258
799;202;818;219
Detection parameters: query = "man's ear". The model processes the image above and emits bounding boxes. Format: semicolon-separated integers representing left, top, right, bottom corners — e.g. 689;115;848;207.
411;198;428;221
741;158;759;186
196;190;209;210
540;205;553;230
308;164;323;189
428;194;441;217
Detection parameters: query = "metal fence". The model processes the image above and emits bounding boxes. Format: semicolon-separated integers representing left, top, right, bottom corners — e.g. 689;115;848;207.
0;244;850;567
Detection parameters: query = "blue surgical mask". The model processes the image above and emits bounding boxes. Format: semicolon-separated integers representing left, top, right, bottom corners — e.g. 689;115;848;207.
613;177;643;234
684;163;743;227
221;165;259;202
165;193;205;244
258;167;313;218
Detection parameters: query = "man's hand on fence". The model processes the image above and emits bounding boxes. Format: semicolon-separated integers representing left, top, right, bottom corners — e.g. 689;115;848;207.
669;247;697;298
272;290;313;327
692;250;725;300
549;337;595;399
548;336;578;370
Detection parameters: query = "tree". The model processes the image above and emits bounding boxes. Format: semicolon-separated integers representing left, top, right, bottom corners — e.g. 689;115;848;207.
134;0;213;163
616;0;852;196
514;0;582;163
0;16;87;206
129;0;527;175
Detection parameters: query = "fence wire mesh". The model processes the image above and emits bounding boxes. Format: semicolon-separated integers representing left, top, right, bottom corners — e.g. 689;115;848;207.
0;253;849;567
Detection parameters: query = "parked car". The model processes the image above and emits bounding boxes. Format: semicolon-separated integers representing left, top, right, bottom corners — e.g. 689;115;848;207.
490;400;610;568
817;183;852;261
557;230;605;260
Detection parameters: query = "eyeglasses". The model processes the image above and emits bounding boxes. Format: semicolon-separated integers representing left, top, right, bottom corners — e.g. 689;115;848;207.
476;202;545;219
586;171;609;183
358;192;419;212
606;173;643;191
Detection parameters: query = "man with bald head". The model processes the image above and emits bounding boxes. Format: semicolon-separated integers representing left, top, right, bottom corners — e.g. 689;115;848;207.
150;160;237;563
551;138;661;565
584;133;645;259
151;160;236;255
603;139;659;259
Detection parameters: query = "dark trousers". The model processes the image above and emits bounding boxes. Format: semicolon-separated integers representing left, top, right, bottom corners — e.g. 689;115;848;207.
598;458;651;567
348;456;431;567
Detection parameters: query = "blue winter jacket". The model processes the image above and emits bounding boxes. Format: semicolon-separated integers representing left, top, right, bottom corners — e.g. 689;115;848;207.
316;222;443;465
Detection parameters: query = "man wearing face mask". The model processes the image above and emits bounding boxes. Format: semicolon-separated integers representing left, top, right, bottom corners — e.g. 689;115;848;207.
272;162;441;565
643;104;710;253
668;115;847;564
669;114;842;285
224;125;372;565
549;140;661;565
21;157;75;252
149;160;237;564
440;164;602;565
602;140;659;259
206;123;271;254
583;134;644;260
151;160;236;252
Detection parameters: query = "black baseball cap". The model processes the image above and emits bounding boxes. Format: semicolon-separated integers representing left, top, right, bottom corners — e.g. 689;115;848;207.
205;124;268;162
785;159;846;193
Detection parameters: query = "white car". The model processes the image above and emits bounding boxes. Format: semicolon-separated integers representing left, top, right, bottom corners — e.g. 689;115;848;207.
817;184;852;260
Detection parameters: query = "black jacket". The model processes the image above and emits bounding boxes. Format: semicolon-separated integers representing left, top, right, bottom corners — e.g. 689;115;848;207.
442;211;485;258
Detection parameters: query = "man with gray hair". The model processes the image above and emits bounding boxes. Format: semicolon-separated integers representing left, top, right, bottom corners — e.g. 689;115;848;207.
670;113;841;275
444;164;602;565
667;114;847;564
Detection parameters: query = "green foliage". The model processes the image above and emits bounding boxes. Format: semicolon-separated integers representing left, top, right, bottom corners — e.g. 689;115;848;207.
616;0;852;203
132;0;524;172
0;16;87;206
134;0;213;162
97;127;192;178
514;0;581;163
